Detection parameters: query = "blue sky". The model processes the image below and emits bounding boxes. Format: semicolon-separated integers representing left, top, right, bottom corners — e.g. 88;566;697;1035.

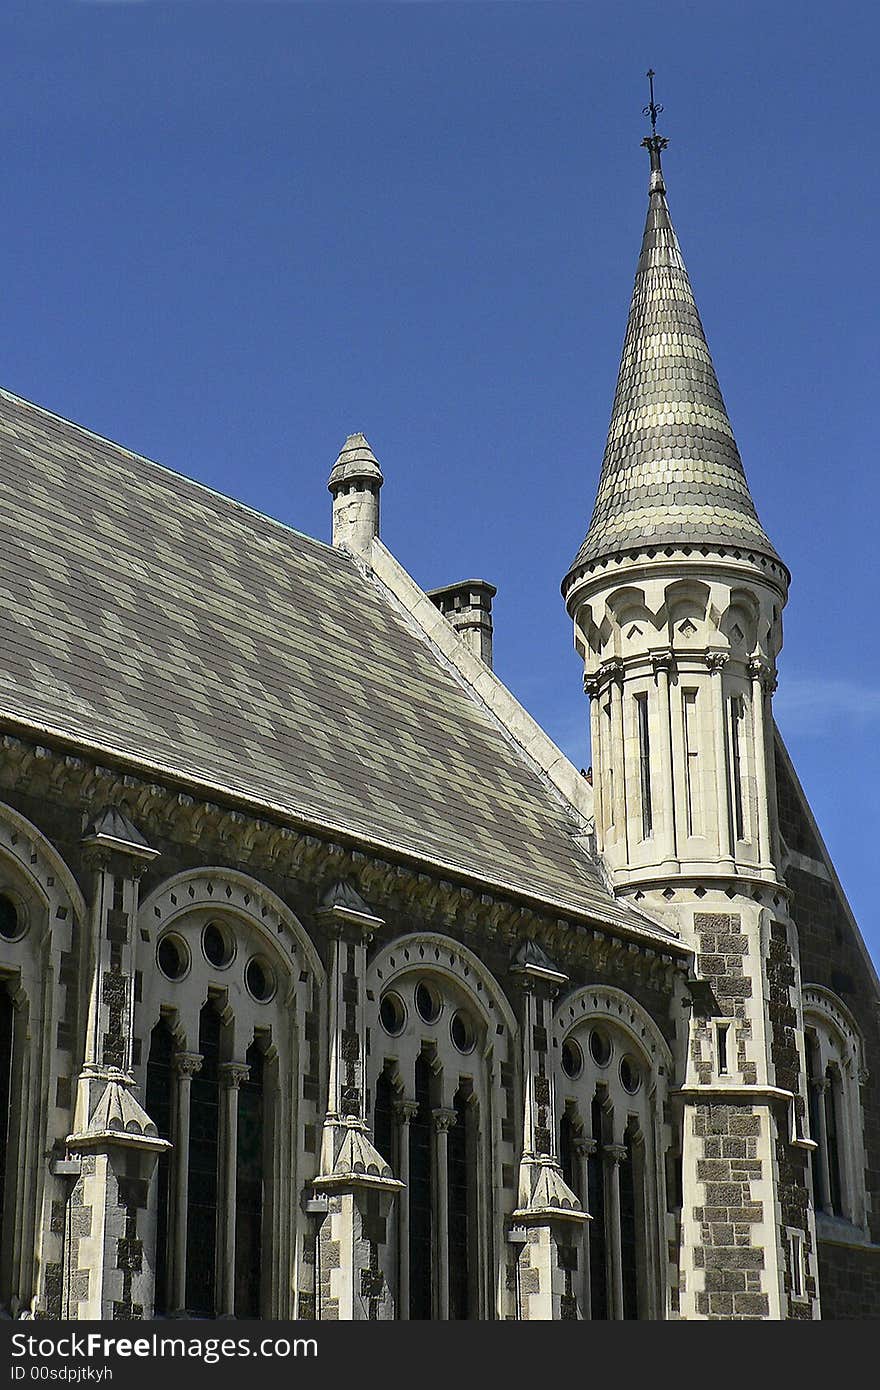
1;2;877;956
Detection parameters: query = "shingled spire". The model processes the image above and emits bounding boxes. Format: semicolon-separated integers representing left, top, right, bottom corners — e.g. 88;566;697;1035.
564;107;783;591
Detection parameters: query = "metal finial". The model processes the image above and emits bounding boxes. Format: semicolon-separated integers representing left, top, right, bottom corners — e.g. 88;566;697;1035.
642;69;663;137
641;68;668;185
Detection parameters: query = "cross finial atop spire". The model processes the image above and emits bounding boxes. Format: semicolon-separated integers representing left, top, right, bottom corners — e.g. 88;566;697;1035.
641;68;669;192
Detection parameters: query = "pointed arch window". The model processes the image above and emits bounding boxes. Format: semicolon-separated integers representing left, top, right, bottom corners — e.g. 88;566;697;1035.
408;1052;434;1319
187;1002;221;1315
235;1040;265;1318
145;1019;175;1315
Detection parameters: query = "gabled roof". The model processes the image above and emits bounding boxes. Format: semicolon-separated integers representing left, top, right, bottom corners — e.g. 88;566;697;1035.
566;145;783;583
0;388;675;942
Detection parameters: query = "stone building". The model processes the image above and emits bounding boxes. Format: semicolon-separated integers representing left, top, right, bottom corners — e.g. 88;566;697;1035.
0;129;877;1322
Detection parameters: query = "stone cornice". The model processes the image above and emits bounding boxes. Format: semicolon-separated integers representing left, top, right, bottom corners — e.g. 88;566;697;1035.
0;728;692;981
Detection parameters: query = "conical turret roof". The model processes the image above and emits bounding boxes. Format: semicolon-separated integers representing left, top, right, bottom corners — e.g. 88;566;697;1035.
327;432;383;491
565;142;783;588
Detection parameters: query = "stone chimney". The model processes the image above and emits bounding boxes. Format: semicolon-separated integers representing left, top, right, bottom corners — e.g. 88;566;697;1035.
428;580;496;669
328;433;383;557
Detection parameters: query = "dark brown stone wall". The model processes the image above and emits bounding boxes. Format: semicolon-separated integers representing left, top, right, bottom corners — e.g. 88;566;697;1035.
775;743;880;1315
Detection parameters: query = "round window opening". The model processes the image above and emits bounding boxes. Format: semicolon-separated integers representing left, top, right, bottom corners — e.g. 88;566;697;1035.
561;1037;583;1079
202;921;234;969
415;981;442;1024
450;1009;476;1054
0;894;24;942
245;956;276;1003
589;1028;612;1066
379;991;406;1036
620;1056;642;1094
157;933;189;982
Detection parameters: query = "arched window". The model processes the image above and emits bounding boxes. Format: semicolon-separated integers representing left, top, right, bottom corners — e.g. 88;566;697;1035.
409;1051;434;1320
368;947;512;1321
554;996;666;1321
135;879;314;1320
235;1039;265;1318
803;987;868;1233
0;984;13;1278
187;1001;221;1315
373;1068;396;1169
145;1019;176;1315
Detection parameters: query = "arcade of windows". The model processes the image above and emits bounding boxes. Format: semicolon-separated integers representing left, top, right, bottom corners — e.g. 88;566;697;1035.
140;915;285;1319
803;990;868;1233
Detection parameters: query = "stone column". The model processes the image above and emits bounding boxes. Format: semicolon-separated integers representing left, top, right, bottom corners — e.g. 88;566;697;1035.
814;1078;833;1215
311;882;402;1320
706;653;733;864
433;1108;456;1320
575;1136;596;1318
65;809;169;1321
651;650;678;866
394;1099;418;1319
218;1062;250;1316
604;1143;627;1320
748;657;774;869
171;1052;202;1314
509;940;587;1320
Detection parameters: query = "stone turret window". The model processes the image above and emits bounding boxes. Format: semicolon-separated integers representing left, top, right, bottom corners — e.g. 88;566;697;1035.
636;693;653;839
728;694;748;843
682;689;702;836
145;1020;175;1315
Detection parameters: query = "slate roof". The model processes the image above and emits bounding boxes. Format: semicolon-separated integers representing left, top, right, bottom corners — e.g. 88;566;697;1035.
566;149;783;581
0;387;672;940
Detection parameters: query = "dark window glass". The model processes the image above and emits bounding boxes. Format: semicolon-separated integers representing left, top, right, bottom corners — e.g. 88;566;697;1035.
0;896;18;941
157;935;187;981
235;1042;264;1318
559;1111;578;1196
450;1010;474;1054
805;1034;824;1206
590;1029;612;1066
620;1129;639;1319
636;693;653;839
415;982;441;1024
825;1067;843;1216
0;988;13;1280
588;1098;608;1319
730;696;746;842
186;1003;221;1314
448;1088;472;1320
373;1069;395;1167
145;1021;175;1314
562;1038;582;1079
379;992;405;1036
245;958;274;1002
203;923;230;969
409;1054;433;1319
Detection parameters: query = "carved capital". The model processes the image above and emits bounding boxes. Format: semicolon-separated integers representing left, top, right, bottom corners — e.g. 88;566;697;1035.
173;1051;203;1079
748;656;777;694
650;648;674;676
574;1136;598;1159
599;657;624;687
603;1143;628;1166
432;1107;457;1135
394;1098;420;1126
583;673;601;701
705;652;729;675
219;1061;250;1091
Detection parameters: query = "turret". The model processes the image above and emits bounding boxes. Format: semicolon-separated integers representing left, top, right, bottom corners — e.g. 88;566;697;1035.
562;124;789;896
562;84;817;1321
328;432;383;557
